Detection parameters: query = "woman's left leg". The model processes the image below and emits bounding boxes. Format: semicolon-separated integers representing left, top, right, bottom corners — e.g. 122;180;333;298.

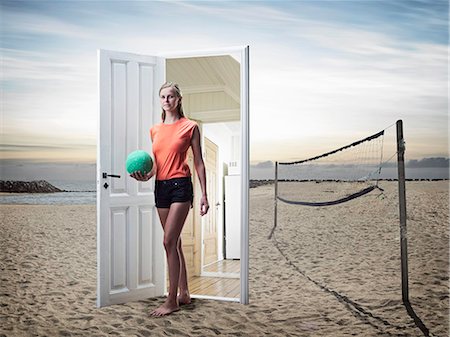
177;238;191;305
151;201;191;317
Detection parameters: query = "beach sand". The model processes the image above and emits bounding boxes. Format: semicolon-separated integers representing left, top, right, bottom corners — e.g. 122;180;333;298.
1;181;448;336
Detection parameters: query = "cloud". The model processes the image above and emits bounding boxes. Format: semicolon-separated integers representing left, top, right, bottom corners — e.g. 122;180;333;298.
0;143;95;152
2;8;94;39
174;1;297;24
252;160;274;169
2;48;95;83
407;157;449;168
1;1;448;164
247;17;447;161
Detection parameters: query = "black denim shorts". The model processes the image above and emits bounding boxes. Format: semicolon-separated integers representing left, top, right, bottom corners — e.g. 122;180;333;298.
154;177;193;208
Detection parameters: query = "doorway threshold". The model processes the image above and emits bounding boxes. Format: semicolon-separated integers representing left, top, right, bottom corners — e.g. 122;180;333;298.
164;292;239;302
191;294;240;302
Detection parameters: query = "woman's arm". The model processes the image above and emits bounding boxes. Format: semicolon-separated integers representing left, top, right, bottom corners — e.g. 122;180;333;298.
191;126;209;216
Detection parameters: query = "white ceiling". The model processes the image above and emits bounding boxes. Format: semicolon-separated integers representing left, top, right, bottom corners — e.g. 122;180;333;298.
166;55;240;123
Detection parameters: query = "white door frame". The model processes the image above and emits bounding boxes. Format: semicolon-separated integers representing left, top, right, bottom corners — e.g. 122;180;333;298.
162;46;249;304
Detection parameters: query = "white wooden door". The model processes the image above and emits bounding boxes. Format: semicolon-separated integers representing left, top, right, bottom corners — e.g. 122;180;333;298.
98;46;250;306
203;137;218;266
97;50;165;307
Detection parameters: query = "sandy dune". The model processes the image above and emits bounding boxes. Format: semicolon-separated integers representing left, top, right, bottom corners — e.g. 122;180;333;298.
1;181;448;336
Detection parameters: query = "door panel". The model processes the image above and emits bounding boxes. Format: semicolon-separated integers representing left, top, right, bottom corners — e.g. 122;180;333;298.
139;207;154;284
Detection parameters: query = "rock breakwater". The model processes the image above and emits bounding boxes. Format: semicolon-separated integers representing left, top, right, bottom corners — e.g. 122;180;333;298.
0;180;64;193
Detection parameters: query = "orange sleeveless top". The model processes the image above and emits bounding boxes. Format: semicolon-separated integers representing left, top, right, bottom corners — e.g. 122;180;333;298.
150;117;197;181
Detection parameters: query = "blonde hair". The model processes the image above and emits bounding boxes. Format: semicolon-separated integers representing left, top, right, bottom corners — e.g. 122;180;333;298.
159;82;185;122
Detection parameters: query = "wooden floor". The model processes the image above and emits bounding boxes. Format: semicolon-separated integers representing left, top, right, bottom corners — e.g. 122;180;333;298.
167;259;240;298
188;274;240;298
203;259;240;273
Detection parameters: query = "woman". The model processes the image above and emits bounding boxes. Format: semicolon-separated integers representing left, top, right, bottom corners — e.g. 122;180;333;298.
130;82;209;316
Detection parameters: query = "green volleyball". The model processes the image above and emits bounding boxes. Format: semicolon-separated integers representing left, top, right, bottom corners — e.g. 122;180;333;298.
126;150;153;175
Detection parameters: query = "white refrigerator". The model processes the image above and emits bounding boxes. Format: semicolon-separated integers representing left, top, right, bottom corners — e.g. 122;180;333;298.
224;175;240;259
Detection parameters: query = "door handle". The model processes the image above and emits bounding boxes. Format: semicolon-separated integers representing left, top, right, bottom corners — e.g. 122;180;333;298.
102;172;121;179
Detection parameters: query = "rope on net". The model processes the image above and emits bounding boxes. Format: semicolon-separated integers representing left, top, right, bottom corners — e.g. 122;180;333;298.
277;185;382;207
276;129;385;207
279;130;384;166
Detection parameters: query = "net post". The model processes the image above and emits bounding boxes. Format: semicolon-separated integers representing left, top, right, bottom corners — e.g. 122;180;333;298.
274;161;278;228
396;120;409;304
269;161;278;239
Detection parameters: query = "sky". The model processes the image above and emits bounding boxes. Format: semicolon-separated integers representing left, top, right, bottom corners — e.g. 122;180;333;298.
1;0;449;175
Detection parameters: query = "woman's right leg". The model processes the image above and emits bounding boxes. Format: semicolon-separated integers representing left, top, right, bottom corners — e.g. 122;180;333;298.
152;201;190;316
157;209;190;304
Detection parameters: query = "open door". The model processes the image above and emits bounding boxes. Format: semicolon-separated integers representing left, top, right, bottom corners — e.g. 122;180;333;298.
97;46;249;306
97;50;165;307
203;137;219;267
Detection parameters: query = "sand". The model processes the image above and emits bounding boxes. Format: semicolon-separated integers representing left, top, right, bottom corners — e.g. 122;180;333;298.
0;181;448;336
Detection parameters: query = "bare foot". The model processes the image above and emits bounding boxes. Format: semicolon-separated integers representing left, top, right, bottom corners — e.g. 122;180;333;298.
178;290;191;305
150;299;180;317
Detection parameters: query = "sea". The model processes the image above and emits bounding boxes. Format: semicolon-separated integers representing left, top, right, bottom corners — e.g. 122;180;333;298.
1;167;448;205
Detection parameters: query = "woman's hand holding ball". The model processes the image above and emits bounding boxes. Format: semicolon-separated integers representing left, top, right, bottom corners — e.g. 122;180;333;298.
130;170;153;181
126;150;154;182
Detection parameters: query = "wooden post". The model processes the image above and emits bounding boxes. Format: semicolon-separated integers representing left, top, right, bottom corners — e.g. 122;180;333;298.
274;161;278;229
269;161;278;239
396;120;409;304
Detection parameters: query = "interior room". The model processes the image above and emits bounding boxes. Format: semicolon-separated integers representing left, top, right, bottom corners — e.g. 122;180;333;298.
166;54;241;300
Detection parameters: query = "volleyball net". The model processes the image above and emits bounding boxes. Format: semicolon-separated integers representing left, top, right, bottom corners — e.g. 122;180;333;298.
271;123;395;240
275;129;385;207
268;121;433;335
